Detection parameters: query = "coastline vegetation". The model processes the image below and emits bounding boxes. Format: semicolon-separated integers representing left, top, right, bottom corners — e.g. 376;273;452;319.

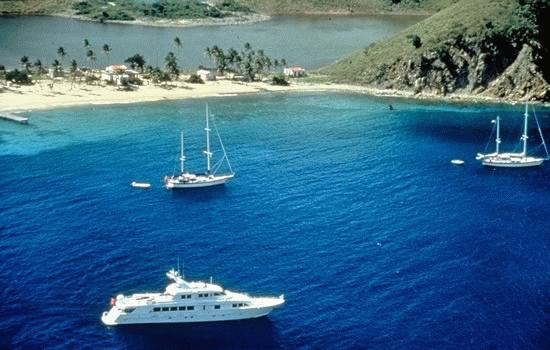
0;36;291;93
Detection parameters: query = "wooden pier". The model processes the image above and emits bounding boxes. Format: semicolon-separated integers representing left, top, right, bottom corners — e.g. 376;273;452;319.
0;113;29;124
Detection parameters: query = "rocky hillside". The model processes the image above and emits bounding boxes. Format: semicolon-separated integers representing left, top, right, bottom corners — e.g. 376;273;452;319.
322;0;550;102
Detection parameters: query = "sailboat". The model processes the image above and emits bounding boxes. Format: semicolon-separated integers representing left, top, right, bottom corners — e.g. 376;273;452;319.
164;105;234;189
476;102;549;168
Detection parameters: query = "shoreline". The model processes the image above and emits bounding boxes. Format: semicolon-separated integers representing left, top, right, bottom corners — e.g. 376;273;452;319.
1;79;546;114
49;12;272;28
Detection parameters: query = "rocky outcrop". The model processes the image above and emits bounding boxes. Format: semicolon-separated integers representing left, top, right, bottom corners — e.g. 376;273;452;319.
362;40;549;102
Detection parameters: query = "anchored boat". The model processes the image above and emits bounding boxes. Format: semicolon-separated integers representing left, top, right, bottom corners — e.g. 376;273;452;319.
164;104;234;189
476;102;549;168
101;269;284;325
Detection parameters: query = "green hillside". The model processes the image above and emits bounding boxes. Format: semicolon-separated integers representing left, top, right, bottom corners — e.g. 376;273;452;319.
0;0;453;16
236;0;454;15
321;0;550;101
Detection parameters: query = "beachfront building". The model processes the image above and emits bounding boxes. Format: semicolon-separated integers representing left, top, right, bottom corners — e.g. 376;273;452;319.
101;65;138;85
283;66;306;78
197;69;216;81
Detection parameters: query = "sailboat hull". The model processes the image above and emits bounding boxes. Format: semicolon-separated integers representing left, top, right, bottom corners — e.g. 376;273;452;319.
165;174;234;189
481;154;544;168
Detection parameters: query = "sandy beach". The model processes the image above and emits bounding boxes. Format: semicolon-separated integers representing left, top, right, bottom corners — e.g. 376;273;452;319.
1;77;535;114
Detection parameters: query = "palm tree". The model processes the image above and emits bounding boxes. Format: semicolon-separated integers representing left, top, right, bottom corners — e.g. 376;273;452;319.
173;36;183;67
102;44;111;65
70;59;78;88
164;51;179;78
33;59;45;79
204;47;212;59
57;47;66;73
86;49;96;69
20;56;31;72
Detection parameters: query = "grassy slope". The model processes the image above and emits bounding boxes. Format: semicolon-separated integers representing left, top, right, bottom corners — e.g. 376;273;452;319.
0;0;454;16
0;0;73;15
237;0;454;14
322;0;521;79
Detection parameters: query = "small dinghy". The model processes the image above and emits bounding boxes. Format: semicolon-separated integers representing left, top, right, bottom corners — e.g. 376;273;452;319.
451;159;464;165
131;181;151;189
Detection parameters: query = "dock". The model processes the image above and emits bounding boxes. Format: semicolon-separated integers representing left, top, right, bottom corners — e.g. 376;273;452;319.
0;113;29;124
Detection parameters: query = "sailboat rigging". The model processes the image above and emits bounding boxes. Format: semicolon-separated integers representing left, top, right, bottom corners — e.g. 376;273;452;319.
476;102;549;168
164;104;235;189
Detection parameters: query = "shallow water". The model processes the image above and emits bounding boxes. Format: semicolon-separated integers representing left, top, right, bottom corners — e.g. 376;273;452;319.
0;93;549;349
0;15;418;69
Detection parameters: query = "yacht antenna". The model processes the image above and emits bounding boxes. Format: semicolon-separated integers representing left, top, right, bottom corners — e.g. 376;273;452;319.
177;257;180;275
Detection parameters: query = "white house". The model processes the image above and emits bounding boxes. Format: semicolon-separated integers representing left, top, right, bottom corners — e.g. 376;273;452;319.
101;65;138;85
283;66;306;77
197;69;216;81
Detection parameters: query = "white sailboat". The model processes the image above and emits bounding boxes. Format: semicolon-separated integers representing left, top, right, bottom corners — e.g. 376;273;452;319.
476;102;549;168
164;105;234;189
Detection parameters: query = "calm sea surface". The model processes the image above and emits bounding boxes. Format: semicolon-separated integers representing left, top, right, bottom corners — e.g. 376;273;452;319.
1;93;549;349
0;15;418;69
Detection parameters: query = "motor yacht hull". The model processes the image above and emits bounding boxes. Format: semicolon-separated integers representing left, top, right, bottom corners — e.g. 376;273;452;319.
101;301;282;326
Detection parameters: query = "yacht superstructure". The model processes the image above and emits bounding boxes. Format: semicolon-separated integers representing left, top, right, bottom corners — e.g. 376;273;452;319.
101;269;284;325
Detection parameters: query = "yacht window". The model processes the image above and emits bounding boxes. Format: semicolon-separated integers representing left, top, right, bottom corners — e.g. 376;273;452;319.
153;307;160;312
214;305;220;309
214;293;220;296
179;306;185;311
162;307;169;311
239;303;243;307
187;295;192;298
125;308;136;313
203;306;206;310
170;307;177;311
232;304;237;308
187;306;194;311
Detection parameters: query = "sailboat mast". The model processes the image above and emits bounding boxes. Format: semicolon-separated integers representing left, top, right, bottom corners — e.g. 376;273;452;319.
495;116;500;154
204;104;212;173
522;102;529;156
180;131;185;173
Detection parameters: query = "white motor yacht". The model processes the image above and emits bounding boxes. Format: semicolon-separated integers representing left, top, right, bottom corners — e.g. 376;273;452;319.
101;269;284;325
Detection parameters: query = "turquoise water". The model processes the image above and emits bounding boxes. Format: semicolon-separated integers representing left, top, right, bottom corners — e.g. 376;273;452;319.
1;93;549;349
0;15;418;69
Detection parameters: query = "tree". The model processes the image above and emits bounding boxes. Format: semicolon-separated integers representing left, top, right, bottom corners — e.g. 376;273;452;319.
70;59;78;88
408;34;422;48
33;59;45;77
20;56;31;72
125;54;146;72
173;36;183;68
57;47;67;65
86;49;96;69
102;44;112;65
164;51;179;78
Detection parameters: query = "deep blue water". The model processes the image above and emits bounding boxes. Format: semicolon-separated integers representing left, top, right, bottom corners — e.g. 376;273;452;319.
1;94;549;349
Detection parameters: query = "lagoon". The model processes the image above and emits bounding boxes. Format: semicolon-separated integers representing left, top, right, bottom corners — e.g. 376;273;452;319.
0;15;419;69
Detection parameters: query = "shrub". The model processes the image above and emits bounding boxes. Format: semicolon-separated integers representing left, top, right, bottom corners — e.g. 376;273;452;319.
407;34;422;48
271;74;289;86
85;75;100;84
186;74;204;84
6;69;32;84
